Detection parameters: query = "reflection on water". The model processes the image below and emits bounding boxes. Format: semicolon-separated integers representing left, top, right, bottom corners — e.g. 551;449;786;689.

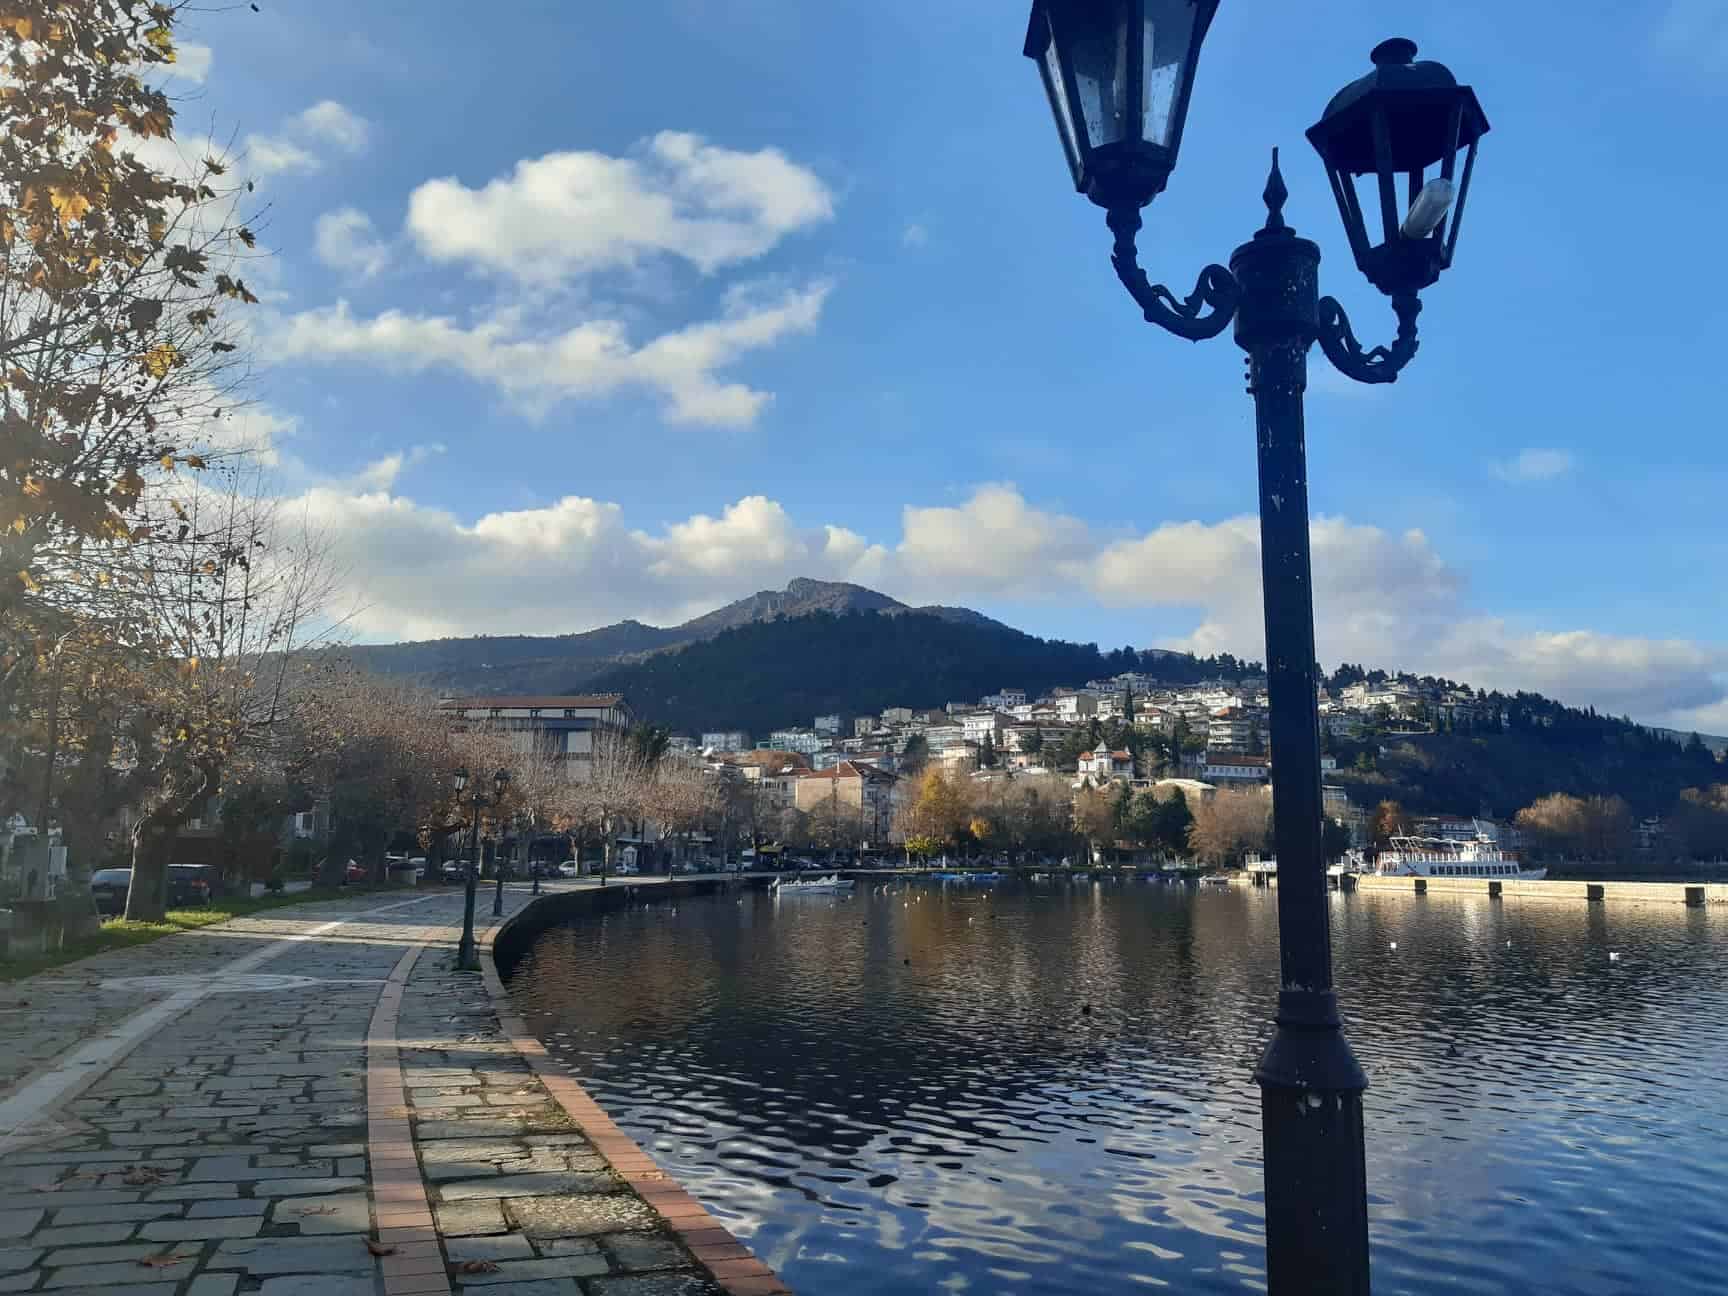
503;881;1728;1295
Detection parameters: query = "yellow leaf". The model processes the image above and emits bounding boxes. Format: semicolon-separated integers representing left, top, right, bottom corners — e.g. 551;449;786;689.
49;187;92;228
143;343;179;379
0;17;33;39
159;453;176;471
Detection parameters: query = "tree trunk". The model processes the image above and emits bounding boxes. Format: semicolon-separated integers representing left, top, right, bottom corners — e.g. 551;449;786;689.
124;764;220;922
124;814;174;923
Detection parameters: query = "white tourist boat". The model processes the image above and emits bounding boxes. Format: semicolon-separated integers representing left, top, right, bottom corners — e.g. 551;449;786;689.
772;874;855;894
1371;823;1546;881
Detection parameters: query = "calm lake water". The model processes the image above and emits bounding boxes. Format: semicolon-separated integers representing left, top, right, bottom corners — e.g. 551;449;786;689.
502;881;1728;1295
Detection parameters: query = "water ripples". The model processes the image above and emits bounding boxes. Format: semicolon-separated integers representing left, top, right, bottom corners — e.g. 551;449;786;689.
505;882;1728;1295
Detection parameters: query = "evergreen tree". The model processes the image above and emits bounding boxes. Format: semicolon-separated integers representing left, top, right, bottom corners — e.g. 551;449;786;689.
978;732;997;769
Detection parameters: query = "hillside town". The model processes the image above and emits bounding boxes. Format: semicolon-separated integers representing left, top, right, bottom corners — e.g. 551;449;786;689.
436;668;1522;871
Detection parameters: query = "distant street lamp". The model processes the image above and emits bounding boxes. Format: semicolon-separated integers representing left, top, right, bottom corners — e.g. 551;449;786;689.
1022;7;1488;1292
454;766;510;971
491;773;513;917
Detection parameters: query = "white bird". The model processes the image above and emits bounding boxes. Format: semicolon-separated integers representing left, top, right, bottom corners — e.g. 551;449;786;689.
1505;939;1512;947
1609;952;1621;962
1389;941;1398;951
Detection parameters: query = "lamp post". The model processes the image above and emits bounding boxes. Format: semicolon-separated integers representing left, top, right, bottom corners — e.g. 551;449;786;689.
491;771;513;917
1022;7;1488;1292
453;766;510;972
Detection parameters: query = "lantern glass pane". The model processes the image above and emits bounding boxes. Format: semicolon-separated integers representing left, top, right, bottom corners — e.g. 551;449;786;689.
1142;0;1199;146
1041;34;1083;177
1069;0;1134;149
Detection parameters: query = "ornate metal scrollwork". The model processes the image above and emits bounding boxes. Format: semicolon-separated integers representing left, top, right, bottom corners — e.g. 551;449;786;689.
1106;207;1239;342
1316;293;1422;385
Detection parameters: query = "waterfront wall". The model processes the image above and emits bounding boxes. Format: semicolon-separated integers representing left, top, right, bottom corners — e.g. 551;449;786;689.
1352;875;1728;906
492;875;744;969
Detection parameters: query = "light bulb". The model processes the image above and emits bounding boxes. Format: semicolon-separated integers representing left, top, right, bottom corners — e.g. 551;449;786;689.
1401;178;1456;240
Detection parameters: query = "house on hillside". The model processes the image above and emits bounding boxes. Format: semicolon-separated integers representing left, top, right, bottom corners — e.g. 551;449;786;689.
1078;742;1134;780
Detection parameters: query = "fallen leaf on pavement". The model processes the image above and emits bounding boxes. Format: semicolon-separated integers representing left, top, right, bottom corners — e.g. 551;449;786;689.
138;1255;185;1269
455;1261;502;1274
120;1166;169;1185
295;1205;340;1215
365;1238;397;1256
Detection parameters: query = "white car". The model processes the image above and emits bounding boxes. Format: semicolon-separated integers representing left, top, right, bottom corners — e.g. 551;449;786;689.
556;861;579;878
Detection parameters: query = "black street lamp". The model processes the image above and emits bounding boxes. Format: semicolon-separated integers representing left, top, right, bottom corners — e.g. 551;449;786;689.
491;770;513;917
453;766;510;971
1024;9;1488;1293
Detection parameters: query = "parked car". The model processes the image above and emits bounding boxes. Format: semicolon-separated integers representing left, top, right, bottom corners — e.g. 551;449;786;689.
409;857;428;878
90;867;132;915
344;859;368;884
556;860;579;878
440;860;469;882
168;864;218;907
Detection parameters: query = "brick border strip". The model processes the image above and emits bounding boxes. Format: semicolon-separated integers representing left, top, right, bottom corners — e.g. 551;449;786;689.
366;927;454;1296
477;926;792;1296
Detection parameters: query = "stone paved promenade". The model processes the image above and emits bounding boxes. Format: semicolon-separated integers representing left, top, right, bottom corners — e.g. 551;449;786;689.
0;882;789;1296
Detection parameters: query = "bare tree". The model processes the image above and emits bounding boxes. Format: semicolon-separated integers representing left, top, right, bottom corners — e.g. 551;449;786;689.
1188;788;1272;867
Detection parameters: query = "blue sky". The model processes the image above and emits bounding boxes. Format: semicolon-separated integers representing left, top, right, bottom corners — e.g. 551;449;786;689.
159;0;1728;730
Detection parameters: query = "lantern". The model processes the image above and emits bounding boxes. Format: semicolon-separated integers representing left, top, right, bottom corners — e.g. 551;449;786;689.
1307;38;1490;296
1024;0;1220;210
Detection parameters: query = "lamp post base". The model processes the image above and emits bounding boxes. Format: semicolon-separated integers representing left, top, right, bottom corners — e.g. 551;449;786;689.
456;873;480;972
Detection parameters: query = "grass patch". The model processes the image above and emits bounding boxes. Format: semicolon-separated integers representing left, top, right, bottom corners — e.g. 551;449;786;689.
0;884;407;983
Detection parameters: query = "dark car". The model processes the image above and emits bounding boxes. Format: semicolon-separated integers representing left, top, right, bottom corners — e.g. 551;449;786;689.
168;864;217;907
90;867;132;915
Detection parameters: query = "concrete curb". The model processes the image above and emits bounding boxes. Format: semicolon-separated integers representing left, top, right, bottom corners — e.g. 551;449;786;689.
477;895;792;1296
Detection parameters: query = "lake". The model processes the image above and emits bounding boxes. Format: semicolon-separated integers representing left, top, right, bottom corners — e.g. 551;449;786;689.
502;880;1728;1294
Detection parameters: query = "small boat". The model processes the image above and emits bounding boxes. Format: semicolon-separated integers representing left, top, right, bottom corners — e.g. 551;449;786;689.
773;874;855;894
1199;875;1232;888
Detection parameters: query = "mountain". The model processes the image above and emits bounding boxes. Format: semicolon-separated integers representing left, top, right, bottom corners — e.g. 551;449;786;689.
585;609;1218;736
339;579;1013;695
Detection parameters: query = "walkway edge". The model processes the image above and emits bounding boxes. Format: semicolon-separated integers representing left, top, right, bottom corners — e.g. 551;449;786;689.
476;921;793;1296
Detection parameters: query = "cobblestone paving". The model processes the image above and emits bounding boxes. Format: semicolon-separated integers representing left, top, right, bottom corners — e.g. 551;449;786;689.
0;882;787;1296
0;894;435;1095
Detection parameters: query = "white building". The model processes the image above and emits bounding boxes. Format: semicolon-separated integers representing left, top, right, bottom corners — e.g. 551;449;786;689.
1077;741;1134;780
1050;694;1099;720
1200;752;1271;784
813;714;843;736
701;730;750;753
982;689;1027;709
961;711;1013;747
439;694;634;780
769;728;825;756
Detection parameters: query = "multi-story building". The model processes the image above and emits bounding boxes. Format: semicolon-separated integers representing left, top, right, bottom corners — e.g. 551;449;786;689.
768;728;825;757
792;761;900;842
1049;693;1099;720
924;724;967;754
981;689;1027;710
960;711;1013;747
853;716;880;738
881;707;915;725
1207;708;1258;753
701;730;750;753
814;714;843;736
439;694;634;780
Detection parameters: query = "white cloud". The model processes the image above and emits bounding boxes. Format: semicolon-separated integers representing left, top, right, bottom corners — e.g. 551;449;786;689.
285;479;1728;727
295;101;370;154
314;208;391;278
1492;448;1574;483
268;279;830;425
405;131;833;284
246;100;371;177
